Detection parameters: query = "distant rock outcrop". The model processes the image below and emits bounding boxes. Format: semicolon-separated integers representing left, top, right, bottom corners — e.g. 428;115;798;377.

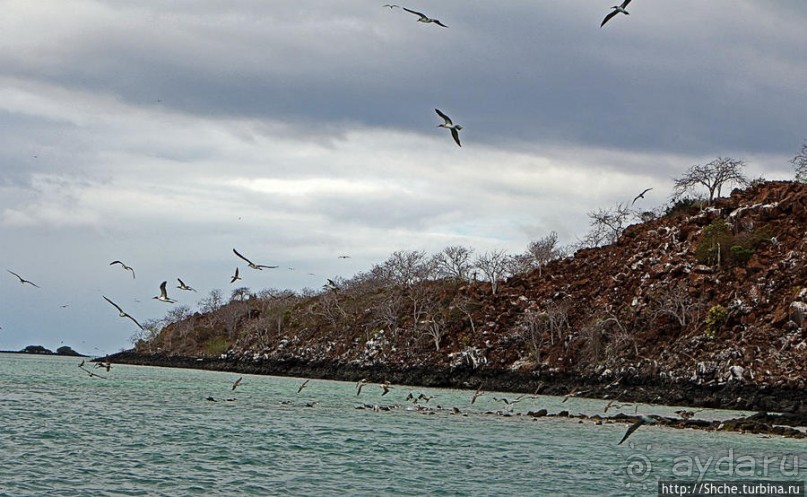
56;346;82;356
21;345;53;354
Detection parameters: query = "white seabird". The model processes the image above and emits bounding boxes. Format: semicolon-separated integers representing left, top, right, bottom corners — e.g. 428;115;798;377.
109;260;136;279
402;7;447;28
176;278;196;292
601;0;632;28
103;296;144;330
233;248;278;270
152;281;177;303
435;109;462;147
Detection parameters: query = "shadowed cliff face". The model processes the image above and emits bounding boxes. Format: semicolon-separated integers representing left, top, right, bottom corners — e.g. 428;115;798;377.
135;181;807;407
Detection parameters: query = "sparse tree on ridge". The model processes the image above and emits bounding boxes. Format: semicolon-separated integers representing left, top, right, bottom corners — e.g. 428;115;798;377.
792;142;807;183
432;245;475;281
581;202;633;248
672;157;749;202
474;250;510;295
527;231;562;276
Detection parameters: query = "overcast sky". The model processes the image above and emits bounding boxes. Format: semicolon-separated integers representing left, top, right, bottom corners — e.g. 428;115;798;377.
1;1;805;354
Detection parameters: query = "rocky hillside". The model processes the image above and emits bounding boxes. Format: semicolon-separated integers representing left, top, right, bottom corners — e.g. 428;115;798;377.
121;181;807;413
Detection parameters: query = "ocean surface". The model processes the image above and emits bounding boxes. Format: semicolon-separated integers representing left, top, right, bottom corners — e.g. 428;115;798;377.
1;353;804;496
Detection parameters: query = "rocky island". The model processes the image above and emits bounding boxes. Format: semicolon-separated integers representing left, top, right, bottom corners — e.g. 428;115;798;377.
108;181;807;423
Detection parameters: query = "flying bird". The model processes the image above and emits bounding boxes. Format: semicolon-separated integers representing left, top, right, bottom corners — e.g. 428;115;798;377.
152;281;177;303
230;267;241;284
323;278;339;292
337;255;351;259
631;187;653;205
103;296;145;330
233;248;278;270
470;385;484;404
379;381;392;396
297;379;310;394
383;4;399;8
79;365;106;379
618;415;657;445
356;378;368;396
7;270;40;288
232;377;243;391
562;387;588;403
109;260;136;279
176;278;196;292
601;0;632;28
435;109;462;147
403;7;447;27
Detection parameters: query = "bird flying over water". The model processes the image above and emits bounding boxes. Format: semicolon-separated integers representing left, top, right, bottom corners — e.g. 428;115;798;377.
618;415;657;445
297;379;310;394
601;0;632;28
103;296;145;330
356;378;368;396
470;385;484;404
379;381;392;396
152;281;177;303
233;248;278;270
402;7;447;28
631;188;653;205
232;377;243;391
7;270;40;288
435;109;462;147
109;260;136;279
176;278;196;292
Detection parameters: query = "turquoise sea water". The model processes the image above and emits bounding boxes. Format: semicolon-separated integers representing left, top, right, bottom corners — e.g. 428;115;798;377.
0;353;804;496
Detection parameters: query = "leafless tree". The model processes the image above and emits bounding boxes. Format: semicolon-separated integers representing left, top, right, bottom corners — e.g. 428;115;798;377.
792;142;807;183
505;253;535;276
383;250;433;287
673;157;749;202
474;249;510;295
521;309;549;363
230;287;252;302
581;203;633;247
649;282;702;329
432;245;475;281
452;294;481;335
198;289;224;314
421;311;447;351
527;231;562;276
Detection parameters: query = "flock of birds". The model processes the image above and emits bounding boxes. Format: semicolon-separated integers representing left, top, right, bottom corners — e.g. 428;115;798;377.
7;0;673;447
379;1;637;147
3;246;340;336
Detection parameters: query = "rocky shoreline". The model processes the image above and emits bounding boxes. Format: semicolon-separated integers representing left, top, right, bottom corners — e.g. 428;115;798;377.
105;351;807;436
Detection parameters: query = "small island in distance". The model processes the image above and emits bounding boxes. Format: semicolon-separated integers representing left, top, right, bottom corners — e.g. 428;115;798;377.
1;345;86;357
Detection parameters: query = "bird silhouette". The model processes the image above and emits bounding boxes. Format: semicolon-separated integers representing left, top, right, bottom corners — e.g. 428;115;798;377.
618;415;658;445
601;0;632;28
7;270;40;288
176;278;196;292
233;248;278;270
435;109;462;147
152;281;177;303
403;7;447;27
103;296;145;330
109;260;136;279
631;187;653;205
